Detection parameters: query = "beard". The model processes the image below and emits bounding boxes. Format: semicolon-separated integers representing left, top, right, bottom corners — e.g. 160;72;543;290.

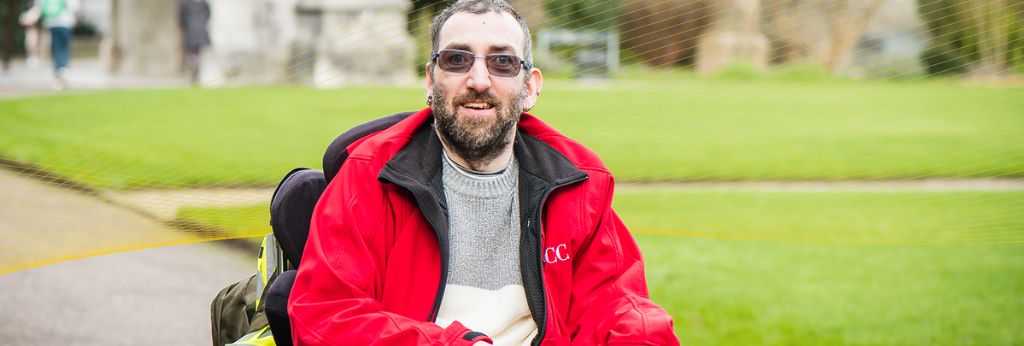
431;81;527;165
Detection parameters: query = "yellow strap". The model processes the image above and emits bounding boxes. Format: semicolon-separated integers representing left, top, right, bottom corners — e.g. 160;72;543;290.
227;325;276;346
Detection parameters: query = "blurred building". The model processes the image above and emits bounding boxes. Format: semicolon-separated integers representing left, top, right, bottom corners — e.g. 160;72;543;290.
79;0;930;82
95;0;415;87
620;0;927;77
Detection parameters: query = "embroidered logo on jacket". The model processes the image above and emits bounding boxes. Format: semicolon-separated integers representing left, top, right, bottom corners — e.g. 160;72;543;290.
543;243;570;264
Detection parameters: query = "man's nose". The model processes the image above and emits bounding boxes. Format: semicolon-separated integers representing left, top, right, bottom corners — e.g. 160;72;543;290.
465;58;492;92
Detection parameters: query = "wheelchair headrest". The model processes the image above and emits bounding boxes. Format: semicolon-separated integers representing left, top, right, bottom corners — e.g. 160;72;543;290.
322;111;415;183
269;112;416;266
269;168;327;267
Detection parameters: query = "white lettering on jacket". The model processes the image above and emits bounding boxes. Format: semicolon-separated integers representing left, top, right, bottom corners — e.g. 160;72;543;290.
543;244;570;264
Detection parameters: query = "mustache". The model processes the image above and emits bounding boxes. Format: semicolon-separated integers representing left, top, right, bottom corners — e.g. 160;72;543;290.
451;89;502;108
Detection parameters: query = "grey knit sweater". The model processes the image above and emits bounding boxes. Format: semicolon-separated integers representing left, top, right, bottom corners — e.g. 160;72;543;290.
434;151;538;344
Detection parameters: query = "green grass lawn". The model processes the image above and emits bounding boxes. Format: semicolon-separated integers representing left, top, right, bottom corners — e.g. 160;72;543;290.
0;78;1021;189
178;190;1024;344
4;76;1020;343
626;189;1024;344
642;236;1023;345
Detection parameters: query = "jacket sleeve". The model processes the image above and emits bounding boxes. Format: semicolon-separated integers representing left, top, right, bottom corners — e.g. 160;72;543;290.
287;161;491;346
567;176;680;345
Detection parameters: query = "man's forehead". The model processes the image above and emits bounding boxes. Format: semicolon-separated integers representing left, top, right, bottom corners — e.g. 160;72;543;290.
437;11;525;54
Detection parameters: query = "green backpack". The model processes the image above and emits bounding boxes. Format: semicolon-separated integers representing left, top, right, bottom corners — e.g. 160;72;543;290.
210;234;286;346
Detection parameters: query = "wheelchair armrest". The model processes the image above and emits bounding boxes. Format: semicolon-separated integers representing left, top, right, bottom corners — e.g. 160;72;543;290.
265;269;297;346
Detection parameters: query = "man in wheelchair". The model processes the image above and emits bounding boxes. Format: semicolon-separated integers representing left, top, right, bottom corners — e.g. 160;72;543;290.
225;1;679;345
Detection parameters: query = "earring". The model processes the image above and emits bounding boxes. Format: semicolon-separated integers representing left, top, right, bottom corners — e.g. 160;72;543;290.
426;95;433;105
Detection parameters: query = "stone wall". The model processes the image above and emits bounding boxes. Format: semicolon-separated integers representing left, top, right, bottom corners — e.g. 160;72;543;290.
102;0;182;77
201;0;297;85
310;0;416;87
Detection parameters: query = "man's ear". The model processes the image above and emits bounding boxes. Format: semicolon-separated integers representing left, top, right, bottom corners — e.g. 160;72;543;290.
522;68;544;111
425;63;433;100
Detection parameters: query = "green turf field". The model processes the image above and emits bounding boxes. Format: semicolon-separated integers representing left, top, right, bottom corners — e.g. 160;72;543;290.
178;189;1024;344
642;236;1023;345
624;189;1024;344
0;79;1020;189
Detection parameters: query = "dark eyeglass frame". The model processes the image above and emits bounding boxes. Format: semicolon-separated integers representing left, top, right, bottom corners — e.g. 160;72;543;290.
430;49;532;77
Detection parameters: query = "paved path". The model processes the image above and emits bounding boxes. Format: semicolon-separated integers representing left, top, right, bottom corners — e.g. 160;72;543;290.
0;169;253;344
0;59;187;99
0;58;255;344
105;187;275;221
0;168;202;273
0;242;252;345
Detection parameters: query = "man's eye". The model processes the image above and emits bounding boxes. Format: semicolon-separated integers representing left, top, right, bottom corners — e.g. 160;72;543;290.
449;54;467;64
495;56;512;65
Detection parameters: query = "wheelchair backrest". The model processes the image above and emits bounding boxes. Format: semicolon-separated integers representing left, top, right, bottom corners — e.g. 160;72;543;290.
270;111;414;267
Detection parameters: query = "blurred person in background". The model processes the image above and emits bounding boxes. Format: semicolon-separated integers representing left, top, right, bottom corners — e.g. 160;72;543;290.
18;0;44;69
38;0;78;90
178;0;210;85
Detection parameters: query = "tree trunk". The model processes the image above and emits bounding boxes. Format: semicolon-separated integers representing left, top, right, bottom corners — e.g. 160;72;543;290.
695;0;769;74
967;0;1010;76
822;0;883;73
1;0;17;71
621;0;713;67
762;0;832;65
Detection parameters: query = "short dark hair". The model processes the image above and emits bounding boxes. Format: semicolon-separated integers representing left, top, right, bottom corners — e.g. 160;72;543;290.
428;0;533;70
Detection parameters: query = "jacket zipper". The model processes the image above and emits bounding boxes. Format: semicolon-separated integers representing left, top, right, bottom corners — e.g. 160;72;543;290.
531;176;587;346
427;206;449;322
428;266;448;322
430;229;450;321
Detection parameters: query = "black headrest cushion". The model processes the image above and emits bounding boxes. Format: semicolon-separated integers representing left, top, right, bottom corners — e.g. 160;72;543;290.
322;112;416;183
269;168;327;267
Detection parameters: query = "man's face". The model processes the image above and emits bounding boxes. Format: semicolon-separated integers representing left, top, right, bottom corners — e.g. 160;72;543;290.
428;11;535;163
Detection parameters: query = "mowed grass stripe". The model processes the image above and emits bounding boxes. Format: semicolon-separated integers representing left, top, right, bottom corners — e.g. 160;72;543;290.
615;190;1024;245
179;190;1024;244
0;79;1021;189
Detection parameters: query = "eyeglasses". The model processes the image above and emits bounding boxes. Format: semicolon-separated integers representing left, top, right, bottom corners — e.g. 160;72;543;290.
430;49;532;77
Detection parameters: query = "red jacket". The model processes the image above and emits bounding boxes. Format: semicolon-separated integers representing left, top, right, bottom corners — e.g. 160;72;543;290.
289;108;679;345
